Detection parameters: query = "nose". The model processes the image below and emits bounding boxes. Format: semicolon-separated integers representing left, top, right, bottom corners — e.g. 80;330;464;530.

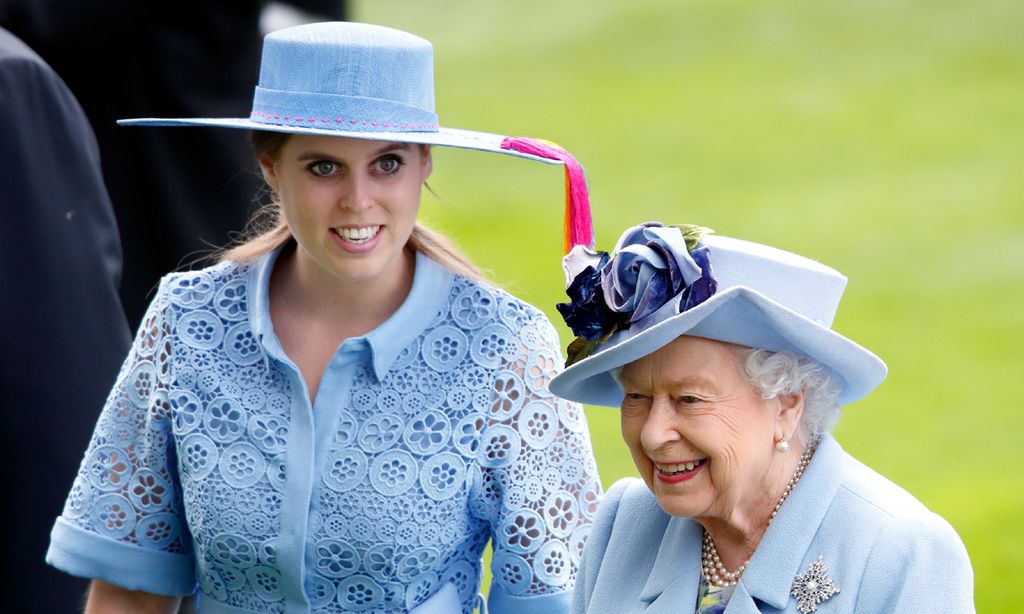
341;172;374;213
639;395;681;452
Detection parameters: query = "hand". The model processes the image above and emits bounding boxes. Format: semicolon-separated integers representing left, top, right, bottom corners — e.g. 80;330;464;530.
85;580;181;614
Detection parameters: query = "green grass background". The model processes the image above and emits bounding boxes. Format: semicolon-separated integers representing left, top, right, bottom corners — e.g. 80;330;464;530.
356;2;1023;610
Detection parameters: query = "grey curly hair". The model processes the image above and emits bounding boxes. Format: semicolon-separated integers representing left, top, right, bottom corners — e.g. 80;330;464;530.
733;347;842;445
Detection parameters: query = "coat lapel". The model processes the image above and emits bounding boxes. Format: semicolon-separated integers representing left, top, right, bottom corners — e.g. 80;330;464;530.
721;584;769;614
613;435;847;614
731;435;846;611
637;514;703;612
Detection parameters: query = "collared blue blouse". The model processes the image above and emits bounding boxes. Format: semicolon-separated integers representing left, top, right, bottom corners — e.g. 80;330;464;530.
47;249;601;614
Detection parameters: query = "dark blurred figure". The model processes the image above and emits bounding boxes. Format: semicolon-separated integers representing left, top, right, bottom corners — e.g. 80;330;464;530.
0;26;132;613
0;0;347;330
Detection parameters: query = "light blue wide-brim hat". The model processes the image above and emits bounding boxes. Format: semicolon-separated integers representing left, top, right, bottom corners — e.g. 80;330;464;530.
548;229;888;408
120;21;596;251
119;21;557;165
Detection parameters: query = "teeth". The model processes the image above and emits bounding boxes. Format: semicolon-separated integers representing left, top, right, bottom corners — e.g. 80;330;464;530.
335;225;380;243
657;459;704;475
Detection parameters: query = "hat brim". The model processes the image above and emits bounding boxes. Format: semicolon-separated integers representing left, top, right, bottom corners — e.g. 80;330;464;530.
549;286;887;408
116;118;563;166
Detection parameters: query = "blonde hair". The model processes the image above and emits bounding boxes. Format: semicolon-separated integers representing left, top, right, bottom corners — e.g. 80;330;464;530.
218;131;487;283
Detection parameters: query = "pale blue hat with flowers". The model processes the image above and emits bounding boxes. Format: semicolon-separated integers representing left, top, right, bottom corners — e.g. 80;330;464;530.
119;21;595;253
548;222;888;408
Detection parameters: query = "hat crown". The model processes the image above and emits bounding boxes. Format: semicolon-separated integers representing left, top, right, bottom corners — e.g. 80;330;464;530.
259;22;435;112
702;235;846;327
250;22;440;132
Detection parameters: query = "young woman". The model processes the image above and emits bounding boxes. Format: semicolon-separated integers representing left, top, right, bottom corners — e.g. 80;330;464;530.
47;22;601;614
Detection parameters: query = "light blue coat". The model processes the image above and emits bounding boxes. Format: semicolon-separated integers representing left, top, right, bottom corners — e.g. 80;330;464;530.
573;435;974;613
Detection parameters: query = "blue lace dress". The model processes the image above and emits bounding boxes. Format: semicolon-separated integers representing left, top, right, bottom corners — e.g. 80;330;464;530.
47;249;601;614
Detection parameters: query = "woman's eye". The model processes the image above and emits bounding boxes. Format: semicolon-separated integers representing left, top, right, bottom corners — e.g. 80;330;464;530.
308;161;338;177
624;392;646;401
374;154;404;175
678;395;702;405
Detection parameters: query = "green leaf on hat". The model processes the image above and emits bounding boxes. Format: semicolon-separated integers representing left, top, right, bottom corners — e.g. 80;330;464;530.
668;224;716;252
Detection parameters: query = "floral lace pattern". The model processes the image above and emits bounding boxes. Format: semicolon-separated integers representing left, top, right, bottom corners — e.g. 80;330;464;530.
58;255;600;613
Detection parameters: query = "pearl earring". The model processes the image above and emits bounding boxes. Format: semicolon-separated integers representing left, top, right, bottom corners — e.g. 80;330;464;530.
775;439;790;453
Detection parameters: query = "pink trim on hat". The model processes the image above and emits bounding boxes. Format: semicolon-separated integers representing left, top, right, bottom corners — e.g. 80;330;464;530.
250;111;439;131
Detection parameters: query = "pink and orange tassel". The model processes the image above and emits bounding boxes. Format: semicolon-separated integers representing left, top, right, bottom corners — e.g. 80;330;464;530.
500;137;594;254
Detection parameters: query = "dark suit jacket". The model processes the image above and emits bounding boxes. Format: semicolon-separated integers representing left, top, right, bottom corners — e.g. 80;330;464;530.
0;26;132;612
0;0;268;328
0;1;349;329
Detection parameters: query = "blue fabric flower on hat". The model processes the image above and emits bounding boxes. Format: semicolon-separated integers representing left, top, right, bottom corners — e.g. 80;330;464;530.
603;223;705;322
556;251;625;341
557;222;717;365
682;244;716;311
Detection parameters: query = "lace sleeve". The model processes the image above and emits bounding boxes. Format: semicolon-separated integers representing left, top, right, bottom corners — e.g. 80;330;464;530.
46;277;195;595
474;303;603;612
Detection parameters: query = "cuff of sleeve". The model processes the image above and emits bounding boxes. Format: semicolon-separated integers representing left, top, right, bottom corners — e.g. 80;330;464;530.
46;516;196;596
487;585;571;614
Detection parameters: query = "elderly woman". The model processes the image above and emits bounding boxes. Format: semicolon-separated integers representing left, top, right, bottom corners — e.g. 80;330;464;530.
549;223;974;613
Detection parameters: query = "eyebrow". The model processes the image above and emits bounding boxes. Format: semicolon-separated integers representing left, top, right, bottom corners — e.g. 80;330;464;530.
620;373;719;393
295;142;412;162
672;375;719;393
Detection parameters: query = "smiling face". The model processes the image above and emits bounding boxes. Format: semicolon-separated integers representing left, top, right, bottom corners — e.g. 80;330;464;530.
618;336;802;521
258;134;432;288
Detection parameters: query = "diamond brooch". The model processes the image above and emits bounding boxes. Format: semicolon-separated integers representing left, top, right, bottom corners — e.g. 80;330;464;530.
790;556;840;613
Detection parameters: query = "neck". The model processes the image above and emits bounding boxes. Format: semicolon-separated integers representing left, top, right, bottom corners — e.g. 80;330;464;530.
699;440;811;572
272;245;416;339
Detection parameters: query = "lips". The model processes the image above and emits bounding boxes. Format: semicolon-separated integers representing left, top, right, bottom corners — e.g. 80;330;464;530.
653;458;706;484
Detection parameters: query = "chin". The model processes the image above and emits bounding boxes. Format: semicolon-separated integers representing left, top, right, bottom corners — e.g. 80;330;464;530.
652;493;698;518
326;253;393;281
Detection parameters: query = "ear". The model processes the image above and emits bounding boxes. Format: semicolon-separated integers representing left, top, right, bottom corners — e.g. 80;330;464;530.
774;391;805;445
420;144;433;181
257;153;279;192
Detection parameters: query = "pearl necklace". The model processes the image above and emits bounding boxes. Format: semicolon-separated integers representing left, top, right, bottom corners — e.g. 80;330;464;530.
701;445;815;589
